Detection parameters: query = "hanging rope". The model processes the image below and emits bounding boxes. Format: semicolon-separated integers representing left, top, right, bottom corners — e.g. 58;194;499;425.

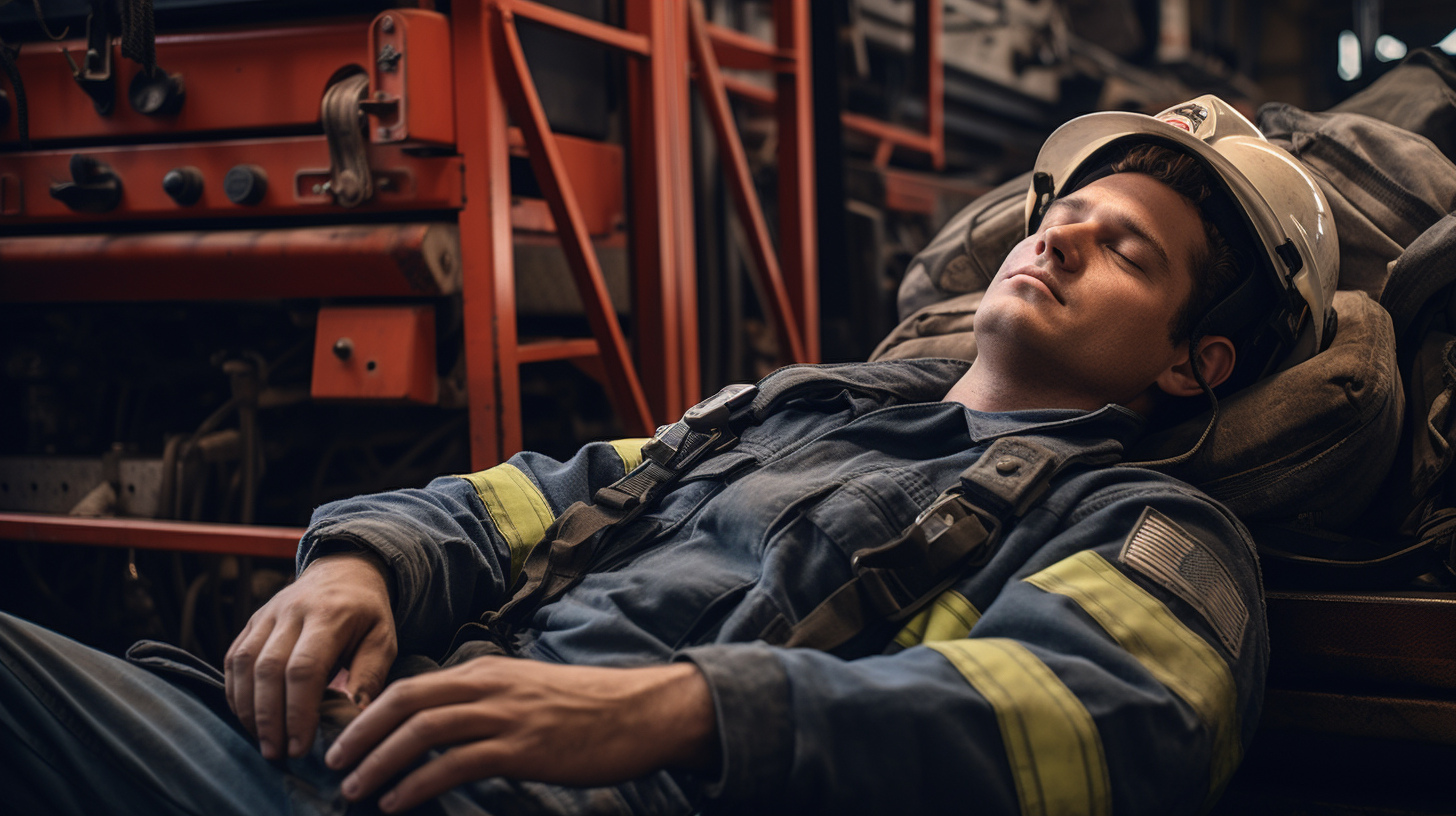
118;0;157;76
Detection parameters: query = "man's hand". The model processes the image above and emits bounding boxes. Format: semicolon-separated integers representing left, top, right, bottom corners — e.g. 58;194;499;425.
224;553;398;761
323;657;719;814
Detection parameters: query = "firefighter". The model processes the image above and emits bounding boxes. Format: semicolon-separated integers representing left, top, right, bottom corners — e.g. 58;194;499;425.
0;95;1336;816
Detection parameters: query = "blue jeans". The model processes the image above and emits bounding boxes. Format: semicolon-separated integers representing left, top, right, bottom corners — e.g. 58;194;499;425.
0;611;692;816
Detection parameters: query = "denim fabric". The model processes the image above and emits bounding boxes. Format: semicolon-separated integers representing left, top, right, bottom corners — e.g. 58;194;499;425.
0;610;687;816
290;360;1268;814
0;610;291;816
2;360;1270;815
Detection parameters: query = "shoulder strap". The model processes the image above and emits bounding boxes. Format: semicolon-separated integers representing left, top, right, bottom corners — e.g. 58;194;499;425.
480;361;969;639
761;436;1121;654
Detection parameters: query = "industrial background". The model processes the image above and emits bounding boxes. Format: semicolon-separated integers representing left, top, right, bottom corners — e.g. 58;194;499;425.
1;1;1454;813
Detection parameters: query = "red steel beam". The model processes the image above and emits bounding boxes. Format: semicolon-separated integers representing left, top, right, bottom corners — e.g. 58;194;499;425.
0;513;302;559
453;0;512;467
841;112;937;153
688;0;806;363
837;0;943;170
518;338;600;363
0;223;459;302
493;4;656;437
666;0;702;408
924;0;946;170
504;0;651;56
703;21;787;72
774;0;818;361
719;74;776;107
626;0;684;421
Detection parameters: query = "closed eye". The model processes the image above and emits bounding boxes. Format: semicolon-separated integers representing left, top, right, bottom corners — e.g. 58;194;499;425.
1107;245;1145;273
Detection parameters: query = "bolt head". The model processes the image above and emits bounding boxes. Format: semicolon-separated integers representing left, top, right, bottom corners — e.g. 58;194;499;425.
381;16;395;32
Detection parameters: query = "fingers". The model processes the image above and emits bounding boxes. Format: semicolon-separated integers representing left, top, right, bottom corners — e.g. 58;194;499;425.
224;616;268;738
280;623;356;758
374;741;509;814
249;617;304;760
327;672;479;772
338;703;499;804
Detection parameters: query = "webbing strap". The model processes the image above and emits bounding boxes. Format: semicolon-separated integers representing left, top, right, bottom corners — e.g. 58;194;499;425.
482;384;759;634
766;436;1125;653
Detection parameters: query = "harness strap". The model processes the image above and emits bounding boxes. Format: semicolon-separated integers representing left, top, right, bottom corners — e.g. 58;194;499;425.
483;383;759;634
465;359;980;650
765;436;1121;653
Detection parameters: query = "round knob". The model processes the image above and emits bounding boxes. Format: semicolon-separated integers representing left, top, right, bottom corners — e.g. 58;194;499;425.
332;338;354;361
128;70;186;116
224;165;268;206
161;166;203;206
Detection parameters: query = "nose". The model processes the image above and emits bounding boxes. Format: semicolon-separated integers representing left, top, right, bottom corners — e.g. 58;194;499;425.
1037;224;1082;272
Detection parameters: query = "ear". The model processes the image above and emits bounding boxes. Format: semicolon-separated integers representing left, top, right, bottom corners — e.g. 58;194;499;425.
1156;335;1236;397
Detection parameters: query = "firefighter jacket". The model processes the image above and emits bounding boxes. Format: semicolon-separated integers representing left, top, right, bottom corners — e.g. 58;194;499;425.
297;358;1268;816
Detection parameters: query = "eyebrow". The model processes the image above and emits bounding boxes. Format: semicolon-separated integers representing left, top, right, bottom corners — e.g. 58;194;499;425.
1046;193;1174;274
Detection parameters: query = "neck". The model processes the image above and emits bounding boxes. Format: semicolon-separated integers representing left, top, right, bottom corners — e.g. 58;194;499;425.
943;358;1126;414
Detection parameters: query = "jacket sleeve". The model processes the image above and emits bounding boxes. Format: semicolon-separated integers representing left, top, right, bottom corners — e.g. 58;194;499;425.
296;438;649;658
679;484;1268;816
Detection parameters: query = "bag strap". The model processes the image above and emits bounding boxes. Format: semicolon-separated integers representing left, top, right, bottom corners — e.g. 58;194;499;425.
762;436;1122;653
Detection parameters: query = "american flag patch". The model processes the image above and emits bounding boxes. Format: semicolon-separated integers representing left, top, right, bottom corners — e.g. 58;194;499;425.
1119;507;1247;657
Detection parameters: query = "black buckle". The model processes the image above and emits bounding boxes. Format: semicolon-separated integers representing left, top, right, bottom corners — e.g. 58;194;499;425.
850;490;999;618
684;383;758;433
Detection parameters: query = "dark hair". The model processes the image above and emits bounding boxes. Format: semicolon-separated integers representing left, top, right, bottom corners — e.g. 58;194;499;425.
1108;144;1242;345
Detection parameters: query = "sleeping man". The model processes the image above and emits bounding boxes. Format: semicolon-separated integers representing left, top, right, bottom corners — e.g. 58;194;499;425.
0;95;1338;816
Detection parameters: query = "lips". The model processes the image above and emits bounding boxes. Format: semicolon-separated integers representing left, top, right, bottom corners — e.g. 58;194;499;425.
1005;268;1064;304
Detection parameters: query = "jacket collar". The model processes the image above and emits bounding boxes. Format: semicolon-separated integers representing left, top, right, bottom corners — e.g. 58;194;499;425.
962;403;1146;448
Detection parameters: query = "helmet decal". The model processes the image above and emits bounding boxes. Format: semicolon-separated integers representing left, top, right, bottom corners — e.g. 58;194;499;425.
1159;102;1210;134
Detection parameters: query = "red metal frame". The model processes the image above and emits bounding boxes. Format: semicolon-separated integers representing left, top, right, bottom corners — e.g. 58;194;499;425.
0;0;822;555
689;0;813;362
0;20;375;143
492;3;654;441
0;513;303;559
844;0;943;170
0;223;460;301
0;138;463;223
719;1;943;172
311;306;440;404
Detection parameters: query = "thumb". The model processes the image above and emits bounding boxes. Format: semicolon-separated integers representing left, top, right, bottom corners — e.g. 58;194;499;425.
344;629;396;707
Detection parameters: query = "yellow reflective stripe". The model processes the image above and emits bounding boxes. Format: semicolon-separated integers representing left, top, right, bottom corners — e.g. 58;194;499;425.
929;639;1110;816
608;437;650;474
1024;550;1240;798
457;464;555;585
894;590;982;648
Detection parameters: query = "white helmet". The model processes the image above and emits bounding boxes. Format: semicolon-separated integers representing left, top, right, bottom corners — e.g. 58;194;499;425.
1024;94;1338;388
